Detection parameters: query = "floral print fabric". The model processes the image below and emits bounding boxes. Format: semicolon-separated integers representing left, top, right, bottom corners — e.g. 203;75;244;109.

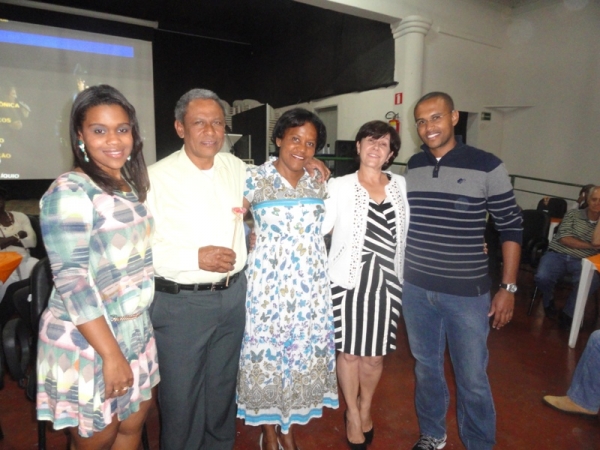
236;161;338;431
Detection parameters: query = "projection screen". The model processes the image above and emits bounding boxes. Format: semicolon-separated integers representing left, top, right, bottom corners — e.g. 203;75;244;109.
0;17;156;180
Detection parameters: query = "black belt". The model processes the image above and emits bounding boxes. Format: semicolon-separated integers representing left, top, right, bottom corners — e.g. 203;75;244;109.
154;272;241;294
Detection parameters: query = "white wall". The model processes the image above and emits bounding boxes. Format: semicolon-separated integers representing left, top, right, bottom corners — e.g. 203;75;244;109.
419;23;507;158
500;0;600;208
275;87;396;142
284;0;599;207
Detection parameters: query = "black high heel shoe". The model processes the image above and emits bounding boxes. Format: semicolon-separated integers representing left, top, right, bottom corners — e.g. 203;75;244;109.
343;410;367;450
363;426;374;445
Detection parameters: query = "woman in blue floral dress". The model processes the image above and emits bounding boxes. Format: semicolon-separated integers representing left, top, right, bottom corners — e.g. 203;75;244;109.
237;108;338;450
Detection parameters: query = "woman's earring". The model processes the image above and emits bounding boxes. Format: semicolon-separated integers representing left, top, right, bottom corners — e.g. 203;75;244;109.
127;155;131;161
78;140;89;163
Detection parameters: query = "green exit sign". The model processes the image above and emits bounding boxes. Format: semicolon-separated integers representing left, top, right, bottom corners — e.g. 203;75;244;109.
481;112;491;121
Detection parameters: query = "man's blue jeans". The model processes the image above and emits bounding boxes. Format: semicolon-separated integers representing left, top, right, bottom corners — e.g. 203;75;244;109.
568;330;600;412
534;250;600;317
403;282;495;450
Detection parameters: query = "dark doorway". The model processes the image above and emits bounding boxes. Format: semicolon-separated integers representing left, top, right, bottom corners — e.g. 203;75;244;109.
334;140;359;177
454;111;469;144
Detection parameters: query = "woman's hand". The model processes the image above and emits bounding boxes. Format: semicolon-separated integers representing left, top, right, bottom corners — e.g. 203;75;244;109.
76;316;134;400
102;352;134;398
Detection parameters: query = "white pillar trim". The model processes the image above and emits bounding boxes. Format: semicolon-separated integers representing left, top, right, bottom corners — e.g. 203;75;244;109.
391;15;433;39
390;15;432;162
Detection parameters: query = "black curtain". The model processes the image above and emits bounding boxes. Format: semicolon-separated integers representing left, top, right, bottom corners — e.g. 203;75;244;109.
245;3;395;107
152;31;255;158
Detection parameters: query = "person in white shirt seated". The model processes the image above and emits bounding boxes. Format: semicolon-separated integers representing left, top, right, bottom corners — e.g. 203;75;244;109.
0;188;38;302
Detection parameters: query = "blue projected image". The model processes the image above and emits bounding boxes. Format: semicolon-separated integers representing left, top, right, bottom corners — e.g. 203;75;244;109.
0;30;134;57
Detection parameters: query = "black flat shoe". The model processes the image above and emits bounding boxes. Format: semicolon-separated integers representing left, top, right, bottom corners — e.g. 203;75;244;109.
344;410;367;450
363;426;374;445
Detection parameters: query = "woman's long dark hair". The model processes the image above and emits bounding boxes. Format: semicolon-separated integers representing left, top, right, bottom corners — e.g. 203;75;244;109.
70;85;150;201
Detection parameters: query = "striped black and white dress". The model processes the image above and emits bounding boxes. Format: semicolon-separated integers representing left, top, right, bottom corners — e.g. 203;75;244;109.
331;198;402;356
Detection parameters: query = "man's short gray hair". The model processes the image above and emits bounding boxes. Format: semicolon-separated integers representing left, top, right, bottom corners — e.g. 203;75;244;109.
589;185;600;198
174;88;226;123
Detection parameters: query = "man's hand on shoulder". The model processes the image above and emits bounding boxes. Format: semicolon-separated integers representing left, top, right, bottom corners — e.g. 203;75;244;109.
198;246;236;273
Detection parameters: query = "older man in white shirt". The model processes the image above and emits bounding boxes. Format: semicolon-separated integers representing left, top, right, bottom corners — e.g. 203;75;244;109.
147;88;247;450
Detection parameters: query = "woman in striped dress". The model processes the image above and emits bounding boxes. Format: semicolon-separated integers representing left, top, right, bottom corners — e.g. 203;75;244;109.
323;121;409;449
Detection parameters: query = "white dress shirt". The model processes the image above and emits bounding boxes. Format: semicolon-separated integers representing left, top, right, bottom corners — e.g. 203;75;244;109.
147;148;247;284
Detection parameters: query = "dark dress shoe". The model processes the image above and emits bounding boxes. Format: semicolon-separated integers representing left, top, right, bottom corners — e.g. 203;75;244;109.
344;410;367;450
363;427;374;445
558;311;573;330
347;438;367;450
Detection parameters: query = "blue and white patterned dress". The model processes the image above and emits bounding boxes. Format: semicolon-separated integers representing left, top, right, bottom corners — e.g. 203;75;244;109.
236;160;338;432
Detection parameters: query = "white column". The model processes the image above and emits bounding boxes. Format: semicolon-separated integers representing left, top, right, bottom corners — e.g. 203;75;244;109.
391;15;432;163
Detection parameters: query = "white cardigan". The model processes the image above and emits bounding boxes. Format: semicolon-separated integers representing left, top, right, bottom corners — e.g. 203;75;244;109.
323;171;410;290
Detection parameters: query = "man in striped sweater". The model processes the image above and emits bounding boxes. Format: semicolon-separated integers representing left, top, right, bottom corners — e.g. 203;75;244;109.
403;92;522;450
534;186;600;328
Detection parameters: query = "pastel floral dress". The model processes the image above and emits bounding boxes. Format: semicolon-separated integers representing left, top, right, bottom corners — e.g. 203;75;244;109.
236;160;338;432
36;172;159;437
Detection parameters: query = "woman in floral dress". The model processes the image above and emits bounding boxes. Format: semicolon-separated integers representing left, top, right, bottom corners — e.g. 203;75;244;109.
237;108;338;450
36;85;158;449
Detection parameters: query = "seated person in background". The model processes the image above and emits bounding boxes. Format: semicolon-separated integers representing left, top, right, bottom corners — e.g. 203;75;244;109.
534;186;600;327
0;187;39;301
543;329;600;417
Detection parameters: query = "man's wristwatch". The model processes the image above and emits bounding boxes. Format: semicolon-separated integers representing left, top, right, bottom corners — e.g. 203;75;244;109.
499;283;518;293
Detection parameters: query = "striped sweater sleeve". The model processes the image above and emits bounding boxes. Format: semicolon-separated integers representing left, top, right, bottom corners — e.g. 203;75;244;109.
486;163;522;244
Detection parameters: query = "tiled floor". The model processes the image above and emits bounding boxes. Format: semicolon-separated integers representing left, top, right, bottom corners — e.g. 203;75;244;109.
1;270;599;449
